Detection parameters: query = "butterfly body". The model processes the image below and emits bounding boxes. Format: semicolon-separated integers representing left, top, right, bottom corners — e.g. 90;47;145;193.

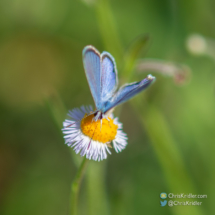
93;110;104;121
83;45;155;121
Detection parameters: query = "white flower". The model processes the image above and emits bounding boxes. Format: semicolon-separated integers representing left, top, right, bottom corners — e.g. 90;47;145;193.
62;106;127;161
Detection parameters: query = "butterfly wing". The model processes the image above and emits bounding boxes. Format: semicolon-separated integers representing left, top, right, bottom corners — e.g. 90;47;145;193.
83;46;118;110
103;75;155;113
101;52;118;102
83;46;102;109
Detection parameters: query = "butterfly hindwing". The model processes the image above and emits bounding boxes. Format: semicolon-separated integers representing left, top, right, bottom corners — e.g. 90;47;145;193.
103;75;155;113
101;52;118;102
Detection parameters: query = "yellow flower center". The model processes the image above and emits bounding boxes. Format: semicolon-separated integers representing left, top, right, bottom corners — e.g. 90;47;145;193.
80;114;118;143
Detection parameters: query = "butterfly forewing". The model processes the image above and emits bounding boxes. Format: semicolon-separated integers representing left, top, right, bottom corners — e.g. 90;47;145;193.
83;46;102;109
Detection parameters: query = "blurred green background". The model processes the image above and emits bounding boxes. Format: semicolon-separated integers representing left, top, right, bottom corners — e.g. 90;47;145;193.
0;0;215;215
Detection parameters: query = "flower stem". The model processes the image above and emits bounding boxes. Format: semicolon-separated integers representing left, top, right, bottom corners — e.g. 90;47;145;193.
71;157;89;215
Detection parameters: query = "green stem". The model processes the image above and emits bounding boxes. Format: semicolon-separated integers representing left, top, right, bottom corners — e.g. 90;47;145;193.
132;98;204;215
71;157;89;215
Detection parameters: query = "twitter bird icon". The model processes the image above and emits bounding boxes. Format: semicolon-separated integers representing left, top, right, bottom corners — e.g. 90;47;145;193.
160;200;167;207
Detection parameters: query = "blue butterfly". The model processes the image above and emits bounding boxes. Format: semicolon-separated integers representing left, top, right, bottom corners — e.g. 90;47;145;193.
83;45;155;121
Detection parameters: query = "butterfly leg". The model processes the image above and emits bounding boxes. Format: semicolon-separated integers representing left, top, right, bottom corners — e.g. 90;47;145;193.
94;111;101;121
100;118;103;131
104;115;111;127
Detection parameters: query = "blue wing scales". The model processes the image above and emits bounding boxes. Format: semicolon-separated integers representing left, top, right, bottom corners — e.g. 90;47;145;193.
83;46;102;109
101;52;118;102
103;75;155;113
